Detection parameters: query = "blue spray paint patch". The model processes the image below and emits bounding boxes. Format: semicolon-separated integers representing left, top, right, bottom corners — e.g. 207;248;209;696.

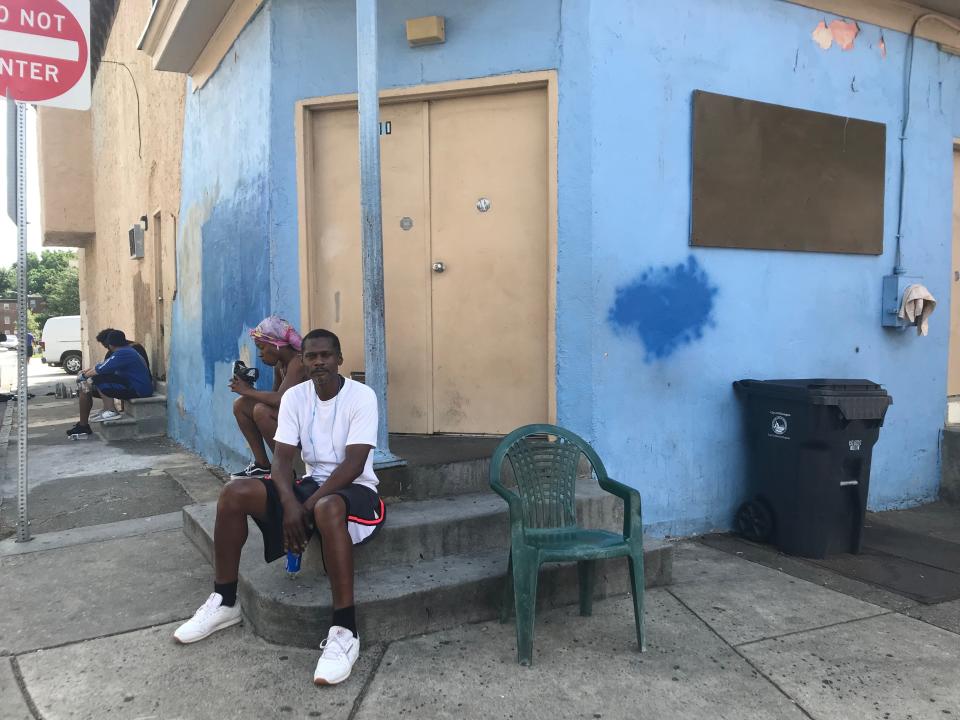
200;178;272;386
608;256;718;361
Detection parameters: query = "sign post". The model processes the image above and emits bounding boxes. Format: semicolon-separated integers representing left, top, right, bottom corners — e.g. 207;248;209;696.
13;98;26;542
0;0;89;542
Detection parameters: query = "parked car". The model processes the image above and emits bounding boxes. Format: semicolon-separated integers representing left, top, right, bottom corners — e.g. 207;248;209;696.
0;333;18;350
41;315;82;374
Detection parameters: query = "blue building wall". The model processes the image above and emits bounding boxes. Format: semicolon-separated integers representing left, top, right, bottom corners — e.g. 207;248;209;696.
169;8;273;465
169;0;960;534
582;0;960;535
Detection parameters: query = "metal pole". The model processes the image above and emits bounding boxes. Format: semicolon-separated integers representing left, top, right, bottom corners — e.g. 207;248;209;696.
356;0;402;468
15;101;29;542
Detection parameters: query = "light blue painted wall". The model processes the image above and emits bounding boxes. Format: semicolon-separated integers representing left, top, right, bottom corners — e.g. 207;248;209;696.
267;0;564;330
584;0;960;535
169;0;960;535
169;7;273;465
170;0;562;465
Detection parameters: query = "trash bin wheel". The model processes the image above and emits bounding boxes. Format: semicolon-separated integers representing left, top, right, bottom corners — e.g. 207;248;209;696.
736;499;774;544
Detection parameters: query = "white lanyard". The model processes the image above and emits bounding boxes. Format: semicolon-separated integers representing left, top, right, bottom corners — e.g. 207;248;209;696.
308;378;343;465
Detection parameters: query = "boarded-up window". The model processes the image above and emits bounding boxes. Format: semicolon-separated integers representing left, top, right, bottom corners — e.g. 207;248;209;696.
690;91;886;255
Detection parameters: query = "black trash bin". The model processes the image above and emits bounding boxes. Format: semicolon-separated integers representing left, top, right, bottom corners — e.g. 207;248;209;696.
732;379;892;559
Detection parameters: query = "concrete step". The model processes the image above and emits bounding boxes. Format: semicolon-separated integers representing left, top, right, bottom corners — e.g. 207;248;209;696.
377;455;490;500
184;483;623;573
95;415;167;441
124;394;167;420
377;435;503;500
182;490;672;648
942;425;960;505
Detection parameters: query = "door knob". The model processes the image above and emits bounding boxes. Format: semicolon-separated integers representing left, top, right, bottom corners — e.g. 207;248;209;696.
432;262;446;273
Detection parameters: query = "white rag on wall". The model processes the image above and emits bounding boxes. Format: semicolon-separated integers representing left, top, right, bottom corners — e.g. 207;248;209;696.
898;283;937;336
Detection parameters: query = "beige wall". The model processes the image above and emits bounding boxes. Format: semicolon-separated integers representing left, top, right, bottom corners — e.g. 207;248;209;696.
37;108;96;248
82;0;185;378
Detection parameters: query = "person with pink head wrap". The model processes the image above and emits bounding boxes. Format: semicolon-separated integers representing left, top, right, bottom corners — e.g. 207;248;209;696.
229;316;309;478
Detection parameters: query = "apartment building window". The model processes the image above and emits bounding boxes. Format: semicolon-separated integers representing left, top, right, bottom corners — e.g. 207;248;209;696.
4;316;9;325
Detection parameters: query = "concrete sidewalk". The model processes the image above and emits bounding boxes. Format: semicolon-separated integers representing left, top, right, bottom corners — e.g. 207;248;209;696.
1;364;958;719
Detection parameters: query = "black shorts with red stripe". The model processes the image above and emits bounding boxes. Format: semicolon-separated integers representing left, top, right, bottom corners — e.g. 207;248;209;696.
253;476;385;564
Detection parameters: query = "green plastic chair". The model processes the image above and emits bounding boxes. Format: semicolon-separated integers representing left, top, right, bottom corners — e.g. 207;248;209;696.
490;423;645;666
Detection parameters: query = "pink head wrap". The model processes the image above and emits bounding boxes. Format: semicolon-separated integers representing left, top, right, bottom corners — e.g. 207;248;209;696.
249;316;302;351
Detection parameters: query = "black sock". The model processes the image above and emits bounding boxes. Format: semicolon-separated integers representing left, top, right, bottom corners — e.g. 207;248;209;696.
214;581;238;607
331;606;357;637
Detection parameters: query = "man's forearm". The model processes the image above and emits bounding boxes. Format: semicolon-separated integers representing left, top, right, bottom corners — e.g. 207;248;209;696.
269;454;299;505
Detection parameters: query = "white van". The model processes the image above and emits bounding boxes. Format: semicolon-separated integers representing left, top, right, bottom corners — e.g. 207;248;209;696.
41;315;83;374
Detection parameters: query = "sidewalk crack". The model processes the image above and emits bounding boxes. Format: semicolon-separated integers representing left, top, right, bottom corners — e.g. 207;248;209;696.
734;610;894;649
10;656;45;720
666;588;817;720
348;641;390;720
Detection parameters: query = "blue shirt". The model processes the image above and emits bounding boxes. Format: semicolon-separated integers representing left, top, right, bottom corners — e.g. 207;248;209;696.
96;346;153;397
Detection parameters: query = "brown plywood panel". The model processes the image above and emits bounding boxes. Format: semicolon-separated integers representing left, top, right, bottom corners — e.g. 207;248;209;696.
691;91;886;255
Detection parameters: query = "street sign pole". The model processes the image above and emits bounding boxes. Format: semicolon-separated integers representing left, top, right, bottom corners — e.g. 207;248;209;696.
0;0;91;543
14;100;29;542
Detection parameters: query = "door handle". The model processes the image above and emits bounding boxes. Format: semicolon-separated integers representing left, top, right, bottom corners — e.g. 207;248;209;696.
432;262;446;273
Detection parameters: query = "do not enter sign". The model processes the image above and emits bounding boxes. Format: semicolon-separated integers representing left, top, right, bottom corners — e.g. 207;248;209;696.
0;0;89;110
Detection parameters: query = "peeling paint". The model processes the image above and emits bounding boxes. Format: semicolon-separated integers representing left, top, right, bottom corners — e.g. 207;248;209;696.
812;20;833;50
830;20;859;51
879;33;887;59
811;19;859;51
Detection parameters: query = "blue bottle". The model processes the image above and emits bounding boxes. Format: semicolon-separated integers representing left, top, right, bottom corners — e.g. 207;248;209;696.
285;550;301;577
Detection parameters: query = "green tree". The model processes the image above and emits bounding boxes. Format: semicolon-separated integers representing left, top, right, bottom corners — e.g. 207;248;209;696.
43;266;80;319
0;267;14;296
27;310;41;338
6;250;78;326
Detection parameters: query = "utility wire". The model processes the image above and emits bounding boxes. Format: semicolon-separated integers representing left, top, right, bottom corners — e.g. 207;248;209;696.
895;13;960;274
98;60;143;159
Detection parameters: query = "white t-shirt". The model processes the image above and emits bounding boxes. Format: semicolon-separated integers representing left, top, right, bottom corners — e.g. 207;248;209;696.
273;377;379;492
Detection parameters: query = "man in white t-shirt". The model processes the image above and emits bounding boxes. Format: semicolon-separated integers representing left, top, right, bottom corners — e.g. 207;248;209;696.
173;329;385;686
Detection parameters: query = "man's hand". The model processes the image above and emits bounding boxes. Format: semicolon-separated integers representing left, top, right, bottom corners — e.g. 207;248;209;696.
281;497;311;554
228;376;252;396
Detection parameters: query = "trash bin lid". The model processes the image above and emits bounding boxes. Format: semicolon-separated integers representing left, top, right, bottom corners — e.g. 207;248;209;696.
733;379;892;420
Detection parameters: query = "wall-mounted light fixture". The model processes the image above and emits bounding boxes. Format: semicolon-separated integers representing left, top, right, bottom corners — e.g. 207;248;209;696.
406;16;445;47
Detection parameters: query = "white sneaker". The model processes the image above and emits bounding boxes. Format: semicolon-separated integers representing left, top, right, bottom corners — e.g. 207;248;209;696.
173;593;242;644
88;410;103;422
96;410;122;422
313;626;360;685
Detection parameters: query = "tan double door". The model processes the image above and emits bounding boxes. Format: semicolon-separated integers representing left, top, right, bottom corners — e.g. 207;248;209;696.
306;88;549;434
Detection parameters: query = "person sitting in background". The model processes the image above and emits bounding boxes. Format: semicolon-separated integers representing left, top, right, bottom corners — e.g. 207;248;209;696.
95;327;150;371
87;328;152;423
229;316;308;478
65;330;153;439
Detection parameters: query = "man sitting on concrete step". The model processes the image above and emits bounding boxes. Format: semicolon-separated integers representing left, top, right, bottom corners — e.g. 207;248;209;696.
174;329;386;687
65;330;153;439
86;327;151;424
